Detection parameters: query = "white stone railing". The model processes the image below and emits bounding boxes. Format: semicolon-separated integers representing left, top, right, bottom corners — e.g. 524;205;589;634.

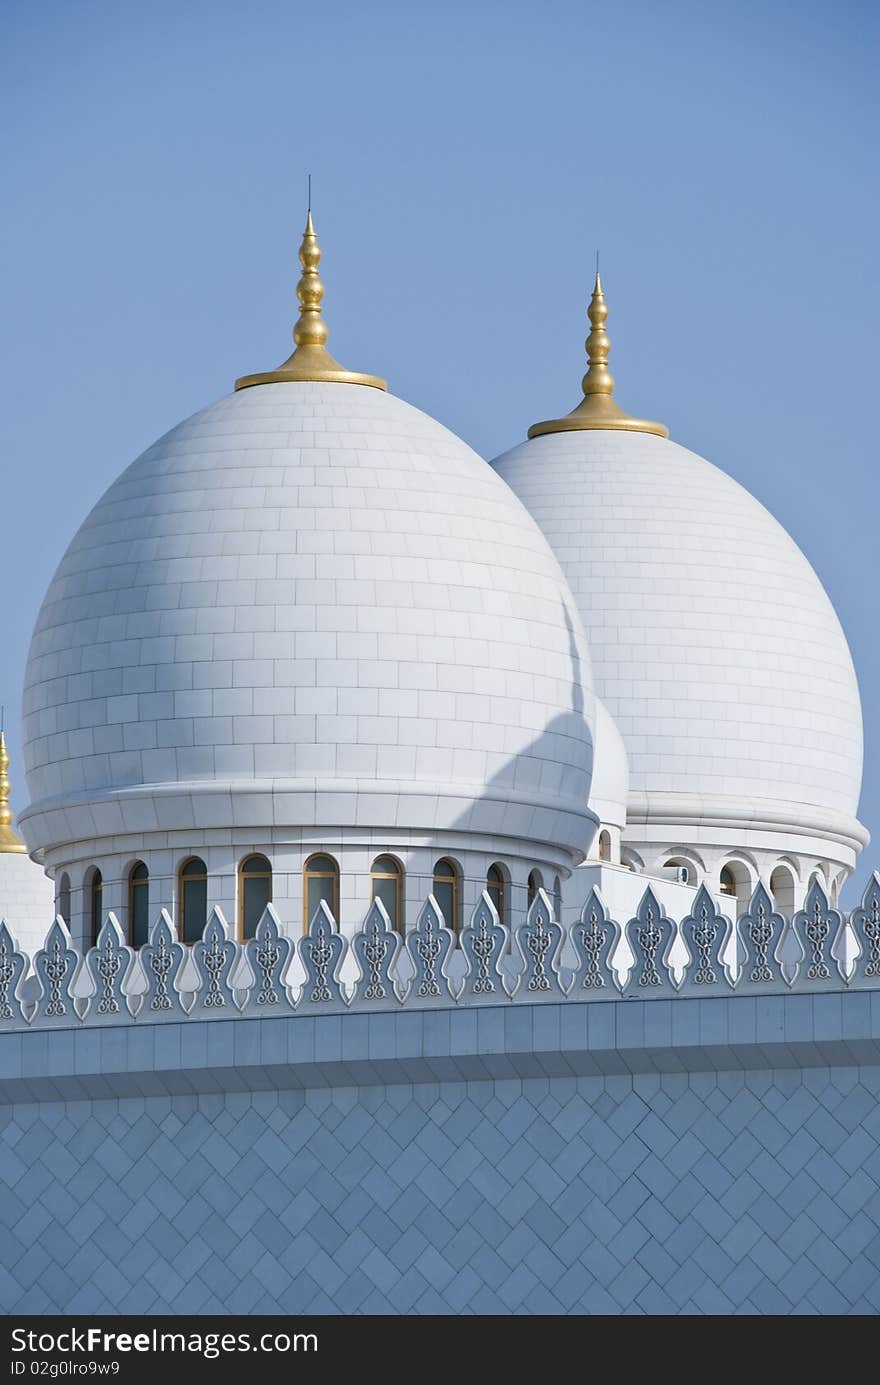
1;874;879;1031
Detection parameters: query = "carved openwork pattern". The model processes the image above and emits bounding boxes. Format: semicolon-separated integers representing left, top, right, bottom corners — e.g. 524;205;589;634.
403;899;454;1004
864;898;880;977
362;916;389;1001
0;929;20;1021
149;932;175;1012
307;925;334;1002
749;904;775;983
579;904;608;990
44;938;70;1017
254;931;281;1006
457;896;506;1000
805;897;831;980
243;910;292;1013
526;914;553;991
96;934;123;1015
471;913;496;994
416;913;442;998
3;874;880;1029
636;905;663;988
201;931;227;1009
692;901;718;985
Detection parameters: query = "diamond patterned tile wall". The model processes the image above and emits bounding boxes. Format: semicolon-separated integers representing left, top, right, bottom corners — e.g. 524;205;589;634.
2;998;880;1314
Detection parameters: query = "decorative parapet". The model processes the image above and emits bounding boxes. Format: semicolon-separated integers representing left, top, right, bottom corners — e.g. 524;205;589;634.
0;875;879;1032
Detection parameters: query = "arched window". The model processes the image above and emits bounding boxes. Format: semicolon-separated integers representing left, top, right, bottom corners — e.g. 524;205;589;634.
486;863;505;926
87;868;103;947
621;847;643;873
179;857;208;944
598;830;611;862
303;853;339;932
433;858;460;933
370;855;403;933
239;855;272;942
719;859;753;913
129;862;149;948
58;873;71;925
770;865;796;914
664;857;694;885
553;875;562;921
527;869;543;908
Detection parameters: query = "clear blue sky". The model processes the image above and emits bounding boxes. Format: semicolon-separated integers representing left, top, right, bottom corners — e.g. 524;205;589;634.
2;0;877;899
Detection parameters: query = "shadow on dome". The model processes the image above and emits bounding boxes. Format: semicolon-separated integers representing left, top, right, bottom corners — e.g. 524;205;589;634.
442;595;597;866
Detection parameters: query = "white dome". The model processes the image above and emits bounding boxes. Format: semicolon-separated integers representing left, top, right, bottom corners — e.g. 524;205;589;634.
589;698;629;831
0;852;55;956
493;428;865;863
22;381;595;863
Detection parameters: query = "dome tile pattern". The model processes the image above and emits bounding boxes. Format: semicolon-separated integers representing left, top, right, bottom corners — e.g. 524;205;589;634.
493;430;863;830
23;383;594;856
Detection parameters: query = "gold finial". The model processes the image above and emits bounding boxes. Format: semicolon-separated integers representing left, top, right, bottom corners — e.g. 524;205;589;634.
0;730;26;855
235;208;386;392
528;271;668;439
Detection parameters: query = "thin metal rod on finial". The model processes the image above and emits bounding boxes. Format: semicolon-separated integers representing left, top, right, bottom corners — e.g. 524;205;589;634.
525;245;669;438
233;174;387;393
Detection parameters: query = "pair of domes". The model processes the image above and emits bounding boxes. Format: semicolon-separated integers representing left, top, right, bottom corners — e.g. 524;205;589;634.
18;213;865;884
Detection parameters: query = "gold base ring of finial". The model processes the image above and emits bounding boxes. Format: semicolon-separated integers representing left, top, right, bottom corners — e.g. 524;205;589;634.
528;413;669;439
235;366;387;392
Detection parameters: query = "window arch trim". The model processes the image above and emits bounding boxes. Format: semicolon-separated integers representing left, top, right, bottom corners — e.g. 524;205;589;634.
303;852;340;933
370;854;404;933
432;857;461;934
527;868;543;908
128;860;149;948
718;857;755;912
178;856;208;945
238;854;273;942
769;862;797;913
86;867;103;948
486;863;506;926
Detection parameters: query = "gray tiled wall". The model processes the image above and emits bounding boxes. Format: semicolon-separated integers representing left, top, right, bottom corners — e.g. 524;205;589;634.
2;996;880;1314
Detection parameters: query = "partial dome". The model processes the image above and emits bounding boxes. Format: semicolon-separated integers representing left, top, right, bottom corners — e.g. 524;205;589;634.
492;272;865;885
22;380;596;863
493;425;865;868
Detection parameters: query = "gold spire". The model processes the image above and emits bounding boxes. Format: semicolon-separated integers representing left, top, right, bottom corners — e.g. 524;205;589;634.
0;731;26;855
235;210;386;392
528;272;668;439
